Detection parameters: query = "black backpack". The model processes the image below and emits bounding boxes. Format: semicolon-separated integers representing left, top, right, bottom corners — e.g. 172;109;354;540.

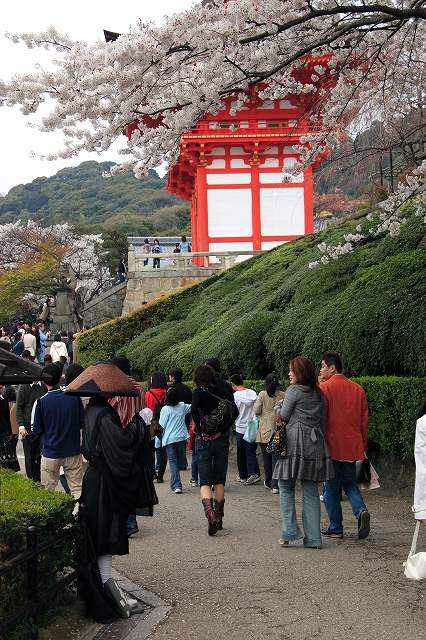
200;389;239;435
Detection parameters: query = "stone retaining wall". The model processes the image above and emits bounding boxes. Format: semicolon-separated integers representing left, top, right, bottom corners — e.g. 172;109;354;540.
83;282;127;328
122;269;217;314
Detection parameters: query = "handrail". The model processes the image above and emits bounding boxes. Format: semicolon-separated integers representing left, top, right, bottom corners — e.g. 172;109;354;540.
130;250;266;259
0;508;81;639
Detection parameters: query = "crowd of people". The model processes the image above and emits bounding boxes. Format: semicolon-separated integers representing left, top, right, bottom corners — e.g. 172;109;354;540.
1;345;425;621
141;235;192;268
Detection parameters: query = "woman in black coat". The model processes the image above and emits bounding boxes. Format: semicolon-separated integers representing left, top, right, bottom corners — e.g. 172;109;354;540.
66;363;157;619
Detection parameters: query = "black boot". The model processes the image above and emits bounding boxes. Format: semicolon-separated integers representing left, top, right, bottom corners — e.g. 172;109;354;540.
214;499;225;531
202;498;218;536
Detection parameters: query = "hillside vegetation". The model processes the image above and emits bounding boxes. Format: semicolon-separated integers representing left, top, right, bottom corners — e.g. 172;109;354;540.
77;204;426;380
0;161;189;236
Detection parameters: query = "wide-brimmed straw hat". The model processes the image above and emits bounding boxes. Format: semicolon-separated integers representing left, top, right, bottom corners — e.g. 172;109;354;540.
65;363;138;397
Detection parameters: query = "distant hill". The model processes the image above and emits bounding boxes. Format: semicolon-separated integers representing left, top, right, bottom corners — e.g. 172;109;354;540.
0;161;190;236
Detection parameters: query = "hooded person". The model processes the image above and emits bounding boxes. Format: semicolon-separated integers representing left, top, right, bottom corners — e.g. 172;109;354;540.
230;374;260;485
65;363;158;622
107;356;145;429
107;356;147;537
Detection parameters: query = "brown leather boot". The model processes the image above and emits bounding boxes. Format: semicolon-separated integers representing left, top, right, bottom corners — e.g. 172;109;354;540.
214;499;225;530
201;499;218;536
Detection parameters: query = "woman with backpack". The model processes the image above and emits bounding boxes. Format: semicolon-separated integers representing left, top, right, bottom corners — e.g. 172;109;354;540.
144;371;168;483
158;387;191;493
192;364;238;536
254;373;285;494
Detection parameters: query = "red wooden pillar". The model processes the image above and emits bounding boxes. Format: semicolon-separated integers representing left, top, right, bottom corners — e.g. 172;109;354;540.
304;167;314;234
195;165;209;265
251;165;262;251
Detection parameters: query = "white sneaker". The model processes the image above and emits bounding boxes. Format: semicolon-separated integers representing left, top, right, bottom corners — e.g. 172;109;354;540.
189;479;198;487
244;475;261;485
236;475;245;483
271;488;279;495
174;488;182;494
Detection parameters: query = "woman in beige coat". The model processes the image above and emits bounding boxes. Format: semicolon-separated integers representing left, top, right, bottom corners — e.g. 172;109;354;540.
254;373;285;494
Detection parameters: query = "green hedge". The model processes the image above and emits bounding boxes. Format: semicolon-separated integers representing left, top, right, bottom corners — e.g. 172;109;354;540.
77;277;221;368
354;376;426;458
251;376;425;458
181;375;425;459
0;470;76;638
77;206;426;380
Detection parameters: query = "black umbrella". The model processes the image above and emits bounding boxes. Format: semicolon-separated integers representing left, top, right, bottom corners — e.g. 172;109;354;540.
0;347;44;384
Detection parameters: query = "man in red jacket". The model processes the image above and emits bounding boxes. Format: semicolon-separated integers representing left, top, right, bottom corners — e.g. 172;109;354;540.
320;352;371;539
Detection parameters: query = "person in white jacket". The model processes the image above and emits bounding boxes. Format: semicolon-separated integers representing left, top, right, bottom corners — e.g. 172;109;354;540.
414;399;426;523
49;334;69;363
22;330;37;358
230;374;259;485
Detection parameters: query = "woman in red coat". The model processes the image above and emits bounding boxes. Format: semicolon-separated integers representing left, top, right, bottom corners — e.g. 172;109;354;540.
145;371;168;482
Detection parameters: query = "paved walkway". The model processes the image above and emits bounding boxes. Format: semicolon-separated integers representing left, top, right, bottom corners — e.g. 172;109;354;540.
114;457;425;640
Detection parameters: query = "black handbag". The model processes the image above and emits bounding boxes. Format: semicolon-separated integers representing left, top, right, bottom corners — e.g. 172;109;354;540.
356;458;371;484
266;421;287;457
0;433;20;472
200;389;239;435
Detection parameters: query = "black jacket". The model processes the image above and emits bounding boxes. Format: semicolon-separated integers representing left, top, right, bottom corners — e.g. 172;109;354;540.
16;383;48;428
168;381;192;404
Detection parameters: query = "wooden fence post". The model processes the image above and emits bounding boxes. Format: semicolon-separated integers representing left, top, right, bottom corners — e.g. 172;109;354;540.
26;526;39;640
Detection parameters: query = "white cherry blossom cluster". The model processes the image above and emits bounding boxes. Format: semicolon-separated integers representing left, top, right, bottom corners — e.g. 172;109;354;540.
0;0;423;181
0;220;110;301
309;159;425;268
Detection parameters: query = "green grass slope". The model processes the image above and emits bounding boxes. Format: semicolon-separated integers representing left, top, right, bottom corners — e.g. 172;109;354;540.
78;205;426;379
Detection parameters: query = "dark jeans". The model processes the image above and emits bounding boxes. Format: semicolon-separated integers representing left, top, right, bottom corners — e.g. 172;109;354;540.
324;461;367;532
127;514;137;531
195;435;229;487
156;447;168;480
259;443;278;489
23;434;41;482
153;257;160;268
191;448;199;482
236;432;260;480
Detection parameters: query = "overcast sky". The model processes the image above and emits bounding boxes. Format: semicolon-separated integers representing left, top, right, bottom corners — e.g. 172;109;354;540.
0;0;195;195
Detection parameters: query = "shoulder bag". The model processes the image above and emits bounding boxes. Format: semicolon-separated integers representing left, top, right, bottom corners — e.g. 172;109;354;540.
200;388;239;435
266;416;287;457
404;521;426;580
243;415;259;443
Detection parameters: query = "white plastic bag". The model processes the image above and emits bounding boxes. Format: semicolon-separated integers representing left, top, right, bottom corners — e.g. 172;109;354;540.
404;521;426;580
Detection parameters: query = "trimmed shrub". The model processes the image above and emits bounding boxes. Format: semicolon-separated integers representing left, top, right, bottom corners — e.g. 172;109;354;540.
354;376;426;458
77;277;220;368
78;207;426;378
0;470;76;638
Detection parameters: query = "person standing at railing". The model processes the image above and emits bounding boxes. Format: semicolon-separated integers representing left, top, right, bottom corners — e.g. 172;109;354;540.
142;238;151;266
179;235;191;253
152;239;161;268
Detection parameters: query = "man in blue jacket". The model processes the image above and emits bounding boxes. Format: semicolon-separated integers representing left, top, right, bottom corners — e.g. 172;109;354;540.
33;363;84;498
